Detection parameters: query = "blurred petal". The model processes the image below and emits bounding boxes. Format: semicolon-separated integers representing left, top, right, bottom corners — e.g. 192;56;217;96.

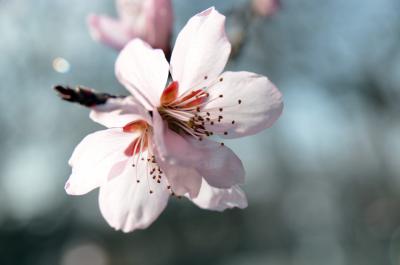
90;97;151;128
170;7;231;94
116;0;142;24
204;71;283;138
87;14;134;50
252;0;280;17
190;181;248;211
65;129;135;195
116;39;169;109
143;0;173;51
99;152;170;232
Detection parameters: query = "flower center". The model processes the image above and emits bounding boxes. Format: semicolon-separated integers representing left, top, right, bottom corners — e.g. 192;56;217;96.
158;79;240;141
122;120;168;194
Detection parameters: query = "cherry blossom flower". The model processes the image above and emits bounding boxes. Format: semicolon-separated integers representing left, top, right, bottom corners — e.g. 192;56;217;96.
87;0;173;52
65;96;247;232
115;7;283;196
252;0;280;17
64;7;282;232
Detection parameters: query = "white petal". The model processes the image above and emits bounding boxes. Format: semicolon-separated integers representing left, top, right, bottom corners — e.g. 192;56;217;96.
65;129;135;196
204;71;283;138
190;181;248;211
90;97;151;128
170;7;231;94
115;39;169;109
99;151;170;232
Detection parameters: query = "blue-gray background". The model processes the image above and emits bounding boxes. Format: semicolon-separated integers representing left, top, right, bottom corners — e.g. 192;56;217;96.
1;0;400;264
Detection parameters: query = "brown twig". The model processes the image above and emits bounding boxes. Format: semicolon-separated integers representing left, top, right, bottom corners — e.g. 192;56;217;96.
53;85;123;107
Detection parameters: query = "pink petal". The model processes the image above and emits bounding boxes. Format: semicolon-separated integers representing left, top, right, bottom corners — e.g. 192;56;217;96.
142;0;173;51
153;147;202;198
252;0;280;17
116;0;143;24
204;71;283;138
185;137;245;189
151;111;202;196
115;39;169;109
87;14;134;50
65;129;135;196
169;7;231;94
152;109;203;164
98;151;170;232
152;110;244;189
90;97;151;128
190;181;248;211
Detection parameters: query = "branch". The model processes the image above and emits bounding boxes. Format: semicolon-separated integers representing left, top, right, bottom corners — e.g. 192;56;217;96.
53;85;124;107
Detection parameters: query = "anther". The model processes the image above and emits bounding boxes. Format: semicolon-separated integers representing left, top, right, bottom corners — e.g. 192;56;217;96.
157;180;161;183
219;108;223;112
204;75;208;80
132;164;135;167
136;180;140;183
220;142;225;146
232;120;235;124
224;132;228;135
219;77;223;82
149;190;153;194
238;99;242;104
167;185;171;189
210;121;214;125
219;94;223;98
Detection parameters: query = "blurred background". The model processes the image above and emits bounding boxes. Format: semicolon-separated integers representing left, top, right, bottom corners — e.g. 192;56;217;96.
1;0;400;264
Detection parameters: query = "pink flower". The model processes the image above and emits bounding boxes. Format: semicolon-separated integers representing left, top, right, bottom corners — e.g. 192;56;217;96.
66;96;247;232
116;7;283;196
87;0;173;52
65;7;282;232
252;0;280;17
